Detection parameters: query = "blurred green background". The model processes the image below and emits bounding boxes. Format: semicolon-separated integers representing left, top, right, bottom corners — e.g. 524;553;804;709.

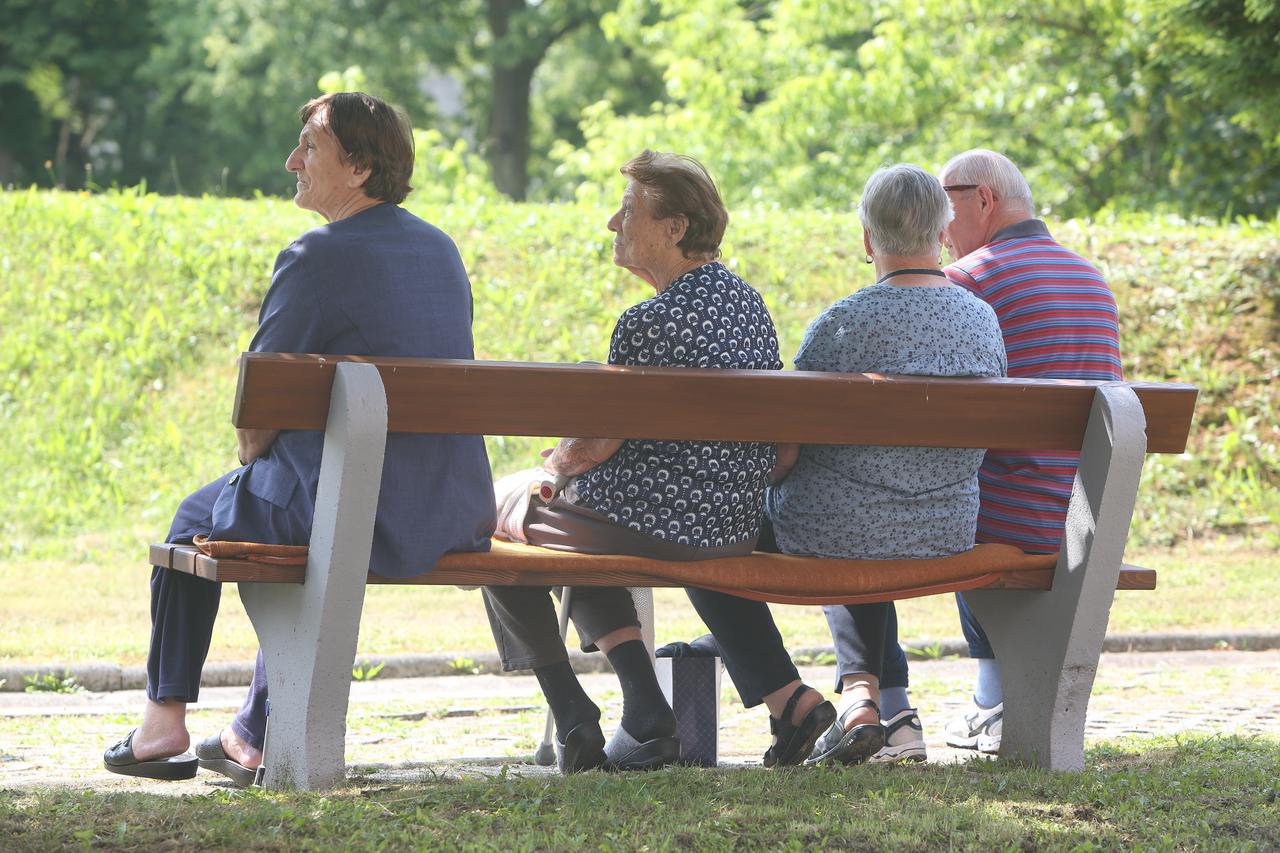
1;0;1277;663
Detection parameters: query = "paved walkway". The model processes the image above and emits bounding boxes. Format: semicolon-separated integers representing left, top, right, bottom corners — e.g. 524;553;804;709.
1;649;1277;793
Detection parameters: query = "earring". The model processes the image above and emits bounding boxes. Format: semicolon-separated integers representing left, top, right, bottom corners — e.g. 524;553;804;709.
864;255;873;264
938;254;943;265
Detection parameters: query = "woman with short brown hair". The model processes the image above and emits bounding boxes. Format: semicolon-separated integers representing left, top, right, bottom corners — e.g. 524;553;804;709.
483;151;836;773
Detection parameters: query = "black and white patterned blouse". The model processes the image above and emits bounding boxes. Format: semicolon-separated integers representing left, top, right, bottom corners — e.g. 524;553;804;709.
765;283;1007;559
572;262;782;547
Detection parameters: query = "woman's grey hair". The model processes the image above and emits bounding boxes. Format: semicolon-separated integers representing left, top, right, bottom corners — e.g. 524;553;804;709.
940;149;1035;213
857;164;954;256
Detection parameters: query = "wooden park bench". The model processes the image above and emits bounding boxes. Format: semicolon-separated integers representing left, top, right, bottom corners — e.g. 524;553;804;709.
150;353;1196;789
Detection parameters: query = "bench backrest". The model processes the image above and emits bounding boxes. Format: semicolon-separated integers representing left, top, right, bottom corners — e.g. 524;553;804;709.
232;353;1197;453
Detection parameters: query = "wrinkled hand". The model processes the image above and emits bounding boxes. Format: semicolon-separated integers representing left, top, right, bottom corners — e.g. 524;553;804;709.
542;437;624;476
237;428;279;466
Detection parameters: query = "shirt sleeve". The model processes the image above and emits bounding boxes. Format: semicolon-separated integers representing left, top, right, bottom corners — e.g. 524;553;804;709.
606;303;669;367
793;305;851;373
944;266;982;299
248;243;327;354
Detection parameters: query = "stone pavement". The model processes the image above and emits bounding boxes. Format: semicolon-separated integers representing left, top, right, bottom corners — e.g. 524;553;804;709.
1;649;1276;793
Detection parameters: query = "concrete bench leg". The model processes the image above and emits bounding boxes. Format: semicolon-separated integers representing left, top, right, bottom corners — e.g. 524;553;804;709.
239;362;388;790
965;384;1147;771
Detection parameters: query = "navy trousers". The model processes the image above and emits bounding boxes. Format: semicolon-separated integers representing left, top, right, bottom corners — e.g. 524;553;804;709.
955;591;996;659
148;462;310;750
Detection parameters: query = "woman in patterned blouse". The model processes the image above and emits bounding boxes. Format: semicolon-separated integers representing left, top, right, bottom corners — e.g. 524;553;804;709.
483;151;836;772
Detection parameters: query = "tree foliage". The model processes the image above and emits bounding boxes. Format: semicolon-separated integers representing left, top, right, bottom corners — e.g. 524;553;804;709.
553;0;1280;217
0;0;1277;216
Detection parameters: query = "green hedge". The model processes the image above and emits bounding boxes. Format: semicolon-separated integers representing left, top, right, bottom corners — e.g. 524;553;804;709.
1;187;1276;557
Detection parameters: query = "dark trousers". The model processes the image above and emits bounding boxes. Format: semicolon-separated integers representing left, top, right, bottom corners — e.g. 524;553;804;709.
147;465;307;751
683;587;800;708
820;602;912;694
747;520;909;696
483;495;752;670
825;589;994;698
687;519;883;708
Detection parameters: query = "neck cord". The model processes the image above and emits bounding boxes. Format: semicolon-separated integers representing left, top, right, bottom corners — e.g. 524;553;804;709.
877;268;947;283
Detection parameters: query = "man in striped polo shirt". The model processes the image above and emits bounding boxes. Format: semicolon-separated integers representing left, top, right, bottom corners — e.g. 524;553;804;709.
824;150;1123;763
935;149;1122;755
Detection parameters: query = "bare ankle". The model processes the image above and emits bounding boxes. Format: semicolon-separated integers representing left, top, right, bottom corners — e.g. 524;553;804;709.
837;674;881;728
221;728;263;769
763;680;825;725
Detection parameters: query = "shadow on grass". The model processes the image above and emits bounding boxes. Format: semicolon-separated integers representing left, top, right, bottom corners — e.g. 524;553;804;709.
2;735;1277;851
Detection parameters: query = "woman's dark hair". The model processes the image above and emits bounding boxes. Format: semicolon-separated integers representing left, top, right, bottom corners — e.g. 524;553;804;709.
620;150;728;258
300;92;414;204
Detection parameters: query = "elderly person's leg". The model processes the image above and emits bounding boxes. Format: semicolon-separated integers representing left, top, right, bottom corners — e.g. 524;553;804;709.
130;567;222;760
823;602;888;722
563;587;677;748
188;464;310;781
526;496;690;747
684;587;835;766
482;583;609;771
106;475;231;776
878;604;912;718
955;591;1000;703
194;650;268;776
803;602;889;764
943;591;1003;753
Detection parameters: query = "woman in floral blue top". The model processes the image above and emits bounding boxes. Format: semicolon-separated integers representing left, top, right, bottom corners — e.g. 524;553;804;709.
484;151;835;773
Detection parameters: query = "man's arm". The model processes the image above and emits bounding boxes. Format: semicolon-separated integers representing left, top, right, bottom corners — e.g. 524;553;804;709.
237;428;280;465
542;437;624;477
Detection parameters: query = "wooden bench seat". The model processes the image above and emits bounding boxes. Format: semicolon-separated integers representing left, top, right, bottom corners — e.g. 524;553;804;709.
154;352;1195;788
151;540;1157;603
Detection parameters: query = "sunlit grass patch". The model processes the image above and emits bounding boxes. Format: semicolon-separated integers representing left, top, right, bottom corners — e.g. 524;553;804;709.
1;735;1276;850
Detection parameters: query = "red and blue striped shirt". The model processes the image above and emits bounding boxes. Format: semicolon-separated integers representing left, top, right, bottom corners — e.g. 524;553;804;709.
945;220;1122;554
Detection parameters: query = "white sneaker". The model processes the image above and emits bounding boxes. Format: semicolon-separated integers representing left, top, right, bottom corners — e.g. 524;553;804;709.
944;700;1002;754
869;708;927;764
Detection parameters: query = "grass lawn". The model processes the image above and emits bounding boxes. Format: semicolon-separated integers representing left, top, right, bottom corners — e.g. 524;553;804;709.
1;538;1276;666
2;735;1277;850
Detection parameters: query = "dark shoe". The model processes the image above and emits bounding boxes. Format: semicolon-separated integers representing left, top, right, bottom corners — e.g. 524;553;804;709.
556;719;607;774
195;733;258;787
806;699;887;766
655;633;721;658
103;729;198;781
762;686;837;768
604;725;681;771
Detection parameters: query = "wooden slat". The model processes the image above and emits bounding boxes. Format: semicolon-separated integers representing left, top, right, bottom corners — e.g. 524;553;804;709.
232;354;1197;452
1117;564;1158;590
151;544;1156;597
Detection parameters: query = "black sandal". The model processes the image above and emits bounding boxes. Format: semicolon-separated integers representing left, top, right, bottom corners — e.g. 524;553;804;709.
805;698;887;766
762;685;837;768
103;729;198;781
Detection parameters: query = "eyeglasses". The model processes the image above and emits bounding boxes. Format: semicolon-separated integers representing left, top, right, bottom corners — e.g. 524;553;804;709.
942;184;979;192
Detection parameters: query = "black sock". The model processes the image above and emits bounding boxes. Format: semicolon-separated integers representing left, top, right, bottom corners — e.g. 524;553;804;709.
533;660;599;739
606;640;676;741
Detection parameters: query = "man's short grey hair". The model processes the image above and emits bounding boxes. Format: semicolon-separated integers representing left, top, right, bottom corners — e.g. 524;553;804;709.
857;164;954;257
941;149;1035;213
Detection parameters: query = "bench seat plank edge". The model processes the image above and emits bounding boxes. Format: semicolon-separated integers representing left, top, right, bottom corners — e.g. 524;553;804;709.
150;543;1156;604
